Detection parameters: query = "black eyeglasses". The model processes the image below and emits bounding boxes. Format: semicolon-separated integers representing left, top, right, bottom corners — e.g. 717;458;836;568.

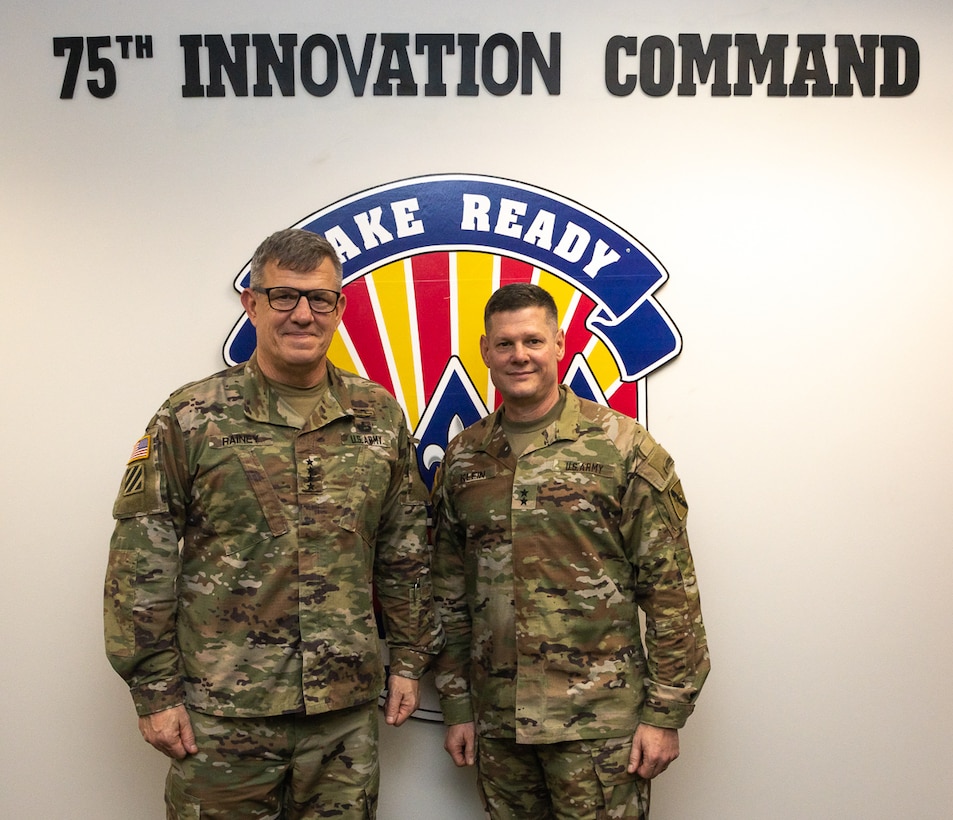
254;287;341;314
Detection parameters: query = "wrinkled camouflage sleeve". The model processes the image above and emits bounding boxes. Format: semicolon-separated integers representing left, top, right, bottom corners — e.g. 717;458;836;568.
621;434;710;729
373;419;445;679
430;460;474;725
104;402;189;716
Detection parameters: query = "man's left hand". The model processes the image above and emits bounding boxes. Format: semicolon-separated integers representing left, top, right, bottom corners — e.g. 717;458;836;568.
384;674;420;726
627;724;679;779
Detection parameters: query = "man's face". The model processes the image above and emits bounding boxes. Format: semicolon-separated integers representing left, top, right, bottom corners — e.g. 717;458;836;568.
240;256;345;387
480;306;565;420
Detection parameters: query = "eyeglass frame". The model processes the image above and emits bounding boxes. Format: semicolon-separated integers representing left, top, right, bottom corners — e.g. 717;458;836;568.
252;286;342;314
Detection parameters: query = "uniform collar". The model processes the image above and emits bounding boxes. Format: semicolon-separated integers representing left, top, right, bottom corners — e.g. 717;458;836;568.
477;385;584;455
243;353;350;429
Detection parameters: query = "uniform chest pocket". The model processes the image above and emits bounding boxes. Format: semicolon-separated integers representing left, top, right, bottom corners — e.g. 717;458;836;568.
537;465;623;519
197;450;290;556
301;442;392;543
450;466;510;524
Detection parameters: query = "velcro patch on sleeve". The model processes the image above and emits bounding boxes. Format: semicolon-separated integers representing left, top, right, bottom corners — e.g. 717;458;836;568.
128;434;151;463
669;479;689;521
121;462;145;496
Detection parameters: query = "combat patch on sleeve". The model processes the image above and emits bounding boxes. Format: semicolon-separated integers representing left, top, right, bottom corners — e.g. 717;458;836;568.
120;435;151;498
113;432;162;517
121;462;146;496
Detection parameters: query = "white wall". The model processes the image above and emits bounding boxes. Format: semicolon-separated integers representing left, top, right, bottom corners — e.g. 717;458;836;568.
2;1;952;818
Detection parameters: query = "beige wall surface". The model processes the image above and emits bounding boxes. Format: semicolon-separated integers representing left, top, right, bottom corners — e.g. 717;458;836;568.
2;2;951;818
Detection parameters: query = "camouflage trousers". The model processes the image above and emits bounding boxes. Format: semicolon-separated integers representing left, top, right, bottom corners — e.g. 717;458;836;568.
165;703;379;819
476;735;650;820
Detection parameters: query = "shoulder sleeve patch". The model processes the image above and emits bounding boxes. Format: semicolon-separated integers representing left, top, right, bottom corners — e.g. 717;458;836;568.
669;479;689;521
120;462;146;497
113;432;163;519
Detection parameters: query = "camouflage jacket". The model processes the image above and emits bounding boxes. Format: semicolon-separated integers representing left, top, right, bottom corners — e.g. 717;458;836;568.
432;386;709;743
105;355;443;718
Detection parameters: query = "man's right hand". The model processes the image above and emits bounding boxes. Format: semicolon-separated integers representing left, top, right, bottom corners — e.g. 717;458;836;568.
138;705;198;759
444;721;476;767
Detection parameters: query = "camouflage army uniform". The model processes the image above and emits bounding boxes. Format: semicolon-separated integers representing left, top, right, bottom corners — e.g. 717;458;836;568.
105;353;443;719
432;385;709;745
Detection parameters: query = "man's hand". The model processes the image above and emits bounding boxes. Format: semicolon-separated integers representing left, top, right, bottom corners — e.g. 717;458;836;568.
444;721;476;767
384;674;420;726
627;724;679;779
138;705;198;760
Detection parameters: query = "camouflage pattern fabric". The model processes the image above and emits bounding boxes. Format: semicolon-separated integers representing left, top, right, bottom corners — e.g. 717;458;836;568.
432;386;709;743
105;354;443;718
477;735;650;819
165;703;379;818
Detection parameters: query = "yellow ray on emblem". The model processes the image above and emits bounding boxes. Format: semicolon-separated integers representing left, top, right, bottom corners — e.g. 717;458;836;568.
367;261;419;421
536;269;579;328
454;251;496;405
586;334;624;385
327;327;357;374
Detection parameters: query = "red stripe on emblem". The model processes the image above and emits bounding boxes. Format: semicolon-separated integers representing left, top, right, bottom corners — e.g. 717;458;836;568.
561;291;597;374
411;253;453;397
499;256;535;287
341;276;396;395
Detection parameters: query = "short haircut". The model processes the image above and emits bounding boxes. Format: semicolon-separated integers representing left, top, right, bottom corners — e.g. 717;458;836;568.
484;282;559;330
249;229;343;289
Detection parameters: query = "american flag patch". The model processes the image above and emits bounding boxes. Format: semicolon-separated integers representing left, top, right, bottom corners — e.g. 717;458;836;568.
129;435;151;462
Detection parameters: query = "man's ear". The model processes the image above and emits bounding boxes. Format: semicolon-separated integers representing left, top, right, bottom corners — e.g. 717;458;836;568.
240;288;259;325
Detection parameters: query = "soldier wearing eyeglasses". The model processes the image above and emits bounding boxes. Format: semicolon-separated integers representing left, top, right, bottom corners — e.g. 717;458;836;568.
104;228;444;818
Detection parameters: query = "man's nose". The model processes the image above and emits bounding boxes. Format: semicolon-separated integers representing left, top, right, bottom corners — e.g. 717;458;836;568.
290;295;315;320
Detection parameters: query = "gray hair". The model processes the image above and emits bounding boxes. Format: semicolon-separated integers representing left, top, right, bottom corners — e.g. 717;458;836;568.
249;229;343;289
